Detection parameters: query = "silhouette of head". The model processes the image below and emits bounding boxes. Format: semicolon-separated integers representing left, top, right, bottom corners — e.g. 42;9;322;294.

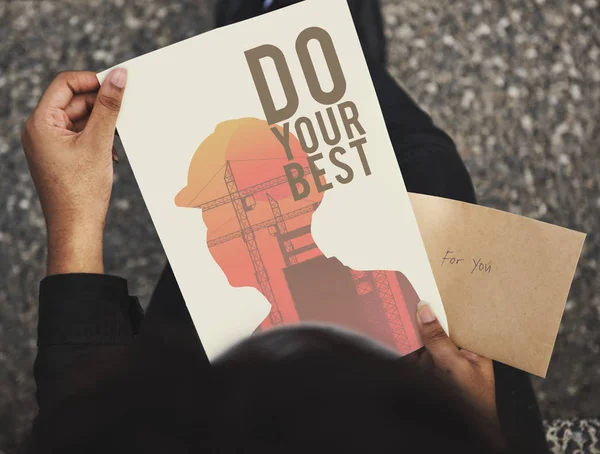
175;118;323;287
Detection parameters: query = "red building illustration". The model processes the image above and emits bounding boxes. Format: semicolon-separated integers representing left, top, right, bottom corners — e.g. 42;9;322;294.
175;118;420;353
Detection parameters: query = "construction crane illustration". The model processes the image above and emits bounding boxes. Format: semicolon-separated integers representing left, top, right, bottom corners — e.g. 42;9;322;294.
267;194;298;266
194;162;315;325
195;160;411;351
350;270;411;353
220;161;309;325
265;194;411;353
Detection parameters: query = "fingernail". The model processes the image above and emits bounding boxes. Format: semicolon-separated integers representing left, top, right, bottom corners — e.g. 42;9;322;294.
110;68;128;89
417;302;436;324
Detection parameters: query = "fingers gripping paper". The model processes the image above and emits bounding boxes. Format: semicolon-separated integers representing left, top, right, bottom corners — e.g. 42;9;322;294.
410;193;586;377
97;0;446;361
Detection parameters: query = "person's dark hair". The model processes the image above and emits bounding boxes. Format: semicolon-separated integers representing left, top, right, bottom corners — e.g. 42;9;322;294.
205;326;498;452
36;327;500;453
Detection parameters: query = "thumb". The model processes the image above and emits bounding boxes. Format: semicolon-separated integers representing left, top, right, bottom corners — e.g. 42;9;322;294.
417;302;460;367
84;67;127;147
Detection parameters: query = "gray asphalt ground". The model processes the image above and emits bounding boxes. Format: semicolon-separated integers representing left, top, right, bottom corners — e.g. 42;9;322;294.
1;0;599;452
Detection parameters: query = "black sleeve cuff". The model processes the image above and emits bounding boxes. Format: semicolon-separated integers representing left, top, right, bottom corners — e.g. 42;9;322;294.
38;274;144;347
494;362;550;453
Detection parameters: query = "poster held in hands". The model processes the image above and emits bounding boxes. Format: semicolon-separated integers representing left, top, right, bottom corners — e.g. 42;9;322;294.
99;0;586;377
99;0;446;360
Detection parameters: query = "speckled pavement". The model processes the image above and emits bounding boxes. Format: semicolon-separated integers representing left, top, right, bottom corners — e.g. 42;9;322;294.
0;0;598;452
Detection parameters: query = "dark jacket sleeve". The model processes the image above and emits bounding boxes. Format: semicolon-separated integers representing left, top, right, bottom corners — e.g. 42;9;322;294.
33;274;143;449
494;362;550;454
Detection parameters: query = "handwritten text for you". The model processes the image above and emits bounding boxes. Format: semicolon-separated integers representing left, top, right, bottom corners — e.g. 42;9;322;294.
441;249;492;275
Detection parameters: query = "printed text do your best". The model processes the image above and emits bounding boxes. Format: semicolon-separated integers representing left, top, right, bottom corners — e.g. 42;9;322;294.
246;27;373;201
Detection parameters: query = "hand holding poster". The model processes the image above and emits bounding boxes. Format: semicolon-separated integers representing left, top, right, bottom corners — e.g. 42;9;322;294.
98;0;585;376
99;0;446;360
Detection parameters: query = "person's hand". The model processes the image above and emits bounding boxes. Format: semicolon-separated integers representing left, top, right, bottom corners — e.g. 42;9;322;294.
21;69;127;275
414;302;506;448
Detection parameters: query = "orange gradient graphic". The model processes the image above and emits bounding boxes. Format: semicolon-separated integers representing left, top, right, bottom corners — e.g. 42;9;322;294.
175;118;420;353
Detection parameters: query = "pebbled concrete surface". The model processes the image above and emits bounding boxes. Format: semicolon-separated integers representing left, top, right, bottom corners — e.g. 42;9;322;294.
0;0;598;451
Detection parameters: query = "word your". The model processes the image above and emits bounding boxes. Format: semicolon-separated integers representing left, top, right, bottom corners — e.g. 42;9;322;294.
245;27;372;201
441;249;492;275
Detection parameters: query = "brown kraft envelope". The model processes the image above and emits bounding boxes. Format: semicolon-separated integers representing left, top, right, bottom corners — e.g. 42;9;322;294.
409;193;586;377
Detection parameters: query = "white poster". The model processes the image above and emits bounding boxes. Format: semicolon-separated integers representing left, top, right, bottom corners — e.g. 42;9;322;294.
99;0;446;361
